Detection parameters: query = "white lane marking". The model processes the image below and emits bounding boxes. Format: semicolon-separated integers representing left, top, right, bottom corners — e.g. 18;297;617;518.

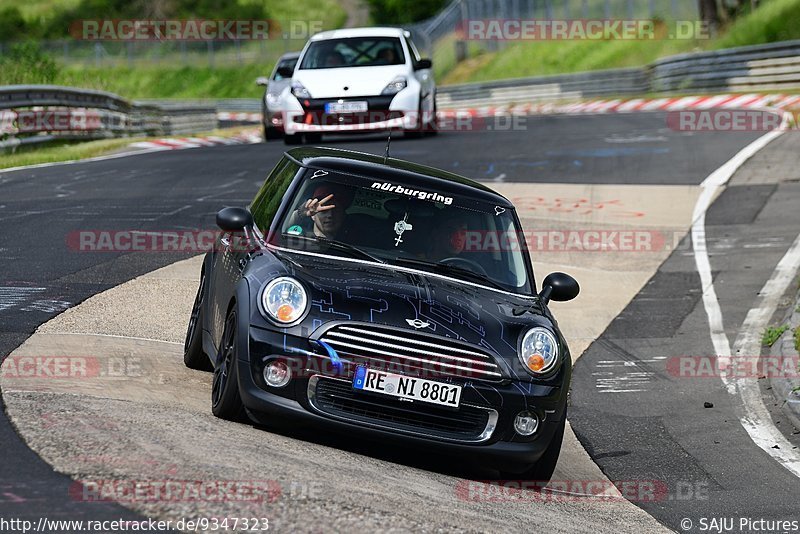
727;233;800;476
692;111;800;478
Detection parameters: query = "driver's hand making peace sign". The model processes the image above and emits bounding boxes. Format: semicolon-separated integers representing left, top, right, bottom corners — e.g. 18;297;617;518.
302;194;336;218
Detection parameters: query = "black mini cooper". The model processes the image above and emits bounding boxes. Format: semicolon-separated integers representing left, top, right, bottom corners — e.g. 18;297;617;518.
184;147;579;480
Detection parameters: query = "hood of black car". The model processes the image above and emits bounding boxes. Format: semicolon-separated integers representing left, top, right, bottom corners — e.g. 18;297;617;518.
267;250;547;361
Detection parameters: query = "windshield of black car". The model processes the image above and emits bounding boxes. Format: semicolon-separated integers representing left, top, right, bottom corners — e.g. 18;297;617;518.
299;37;405;69
271;169;531;293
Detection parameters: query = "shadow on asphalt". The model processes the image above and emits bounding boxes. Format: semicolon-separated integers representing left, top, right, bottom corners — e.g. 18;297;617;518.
248;417;499;480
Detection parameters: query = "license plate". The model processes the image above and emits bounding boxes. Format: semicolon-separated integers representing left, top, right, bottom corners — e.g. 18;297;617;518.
325;101;368;114
352;367;461;407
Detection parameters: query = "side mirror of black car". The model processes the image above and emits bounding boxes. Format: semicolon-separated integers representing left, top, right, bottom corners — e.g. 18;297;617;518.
414;58;432;70
216;207;254;232
539;272;580;304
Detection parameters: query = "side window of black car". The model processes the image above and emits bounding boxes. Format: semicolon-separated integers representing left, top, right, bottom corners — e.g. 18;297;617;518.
250;159;300;233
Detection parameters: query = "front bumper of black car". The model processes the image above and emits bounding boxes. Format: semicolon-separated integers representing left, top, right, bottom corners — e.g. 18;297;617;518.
236;324;569;470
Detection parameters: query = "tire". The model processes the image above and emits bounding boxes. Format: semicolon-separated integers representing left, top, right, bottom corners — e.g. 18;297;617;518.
426;99;438;136
404;96;425;139
284;133;303;145
263;125;281;142
500;415;565;482
211;309;246;421
184;271;212;371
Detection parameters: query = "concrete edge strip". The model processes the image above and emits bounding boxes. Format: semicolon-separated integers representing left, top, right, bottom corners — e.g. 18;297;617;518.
691;110;800;478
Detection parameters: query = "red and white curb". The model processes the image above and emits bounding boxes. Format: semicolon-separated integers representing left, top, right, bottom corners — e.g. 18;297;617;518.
144;93;800;151
129;130;261;151
439;93;800;118
216;93;800;127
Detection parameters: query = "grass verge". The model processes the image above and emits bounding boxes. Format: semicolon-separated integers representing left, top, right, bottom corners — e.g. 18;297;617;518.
0;126;257;170
439;0;800;84
762;325;790;347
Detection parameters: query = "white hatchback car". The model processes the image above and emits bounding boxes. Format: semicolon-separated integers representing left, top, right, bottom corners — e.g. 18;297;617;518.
281;27;436;143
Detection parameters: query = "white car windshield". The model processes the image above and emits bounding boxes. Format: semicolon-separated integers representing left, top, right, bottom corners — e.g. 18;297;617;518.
299;37;405;69
273;169;532;294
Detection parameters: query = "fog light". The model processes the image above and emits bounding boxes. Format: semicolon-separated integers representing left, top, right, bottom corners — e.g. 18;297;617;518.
264;360;291;388
514;411;539;436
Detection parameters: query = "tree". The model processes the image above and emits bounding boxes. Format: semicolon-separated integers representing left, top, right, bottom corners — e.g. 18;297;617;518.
698;0;720;32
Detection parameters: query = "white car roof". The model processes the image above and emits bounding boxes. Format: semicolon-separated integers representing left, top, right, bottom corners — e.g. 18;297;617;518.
309;27;408;41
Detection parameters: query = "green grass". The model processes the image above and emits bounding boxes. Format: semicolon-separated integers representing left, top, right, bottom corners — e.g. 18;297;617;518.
794;325;800;353
1;0;348;99
3;0;81;20
54;64;271;99
9;0;346;31
0;137;146;170
440;0;800;84
763;325;790;347
0;126;255;170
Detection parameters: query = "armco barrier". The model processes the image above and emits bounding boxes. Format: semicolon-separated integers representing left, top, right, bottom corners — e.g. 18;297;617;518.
0;85;217;150
650;40;800;93
437;68;648;108
439;41;800;110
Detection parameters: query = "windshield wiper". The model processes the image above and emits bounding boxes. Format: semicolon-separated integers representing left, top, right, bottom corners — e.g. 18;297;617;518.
284;234;385;264
393;257;506;290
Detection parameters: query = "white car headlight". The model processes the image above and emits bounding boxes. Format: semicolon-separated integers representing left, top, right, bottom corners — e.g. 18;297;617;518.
519;327;559;375
266;93;281;107
381;76;407;95
261;277;308;325
291;80;312;99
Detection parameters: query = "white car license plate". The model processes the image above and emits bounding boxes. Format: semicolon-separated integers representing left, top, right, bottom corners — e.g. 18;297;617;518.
325;101;368;114
352;367;461;407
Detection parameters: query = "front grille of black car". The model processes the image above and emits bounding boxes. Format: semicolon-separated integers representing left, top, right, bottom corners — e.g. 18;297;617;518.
308;376;497;442
318;324;504;382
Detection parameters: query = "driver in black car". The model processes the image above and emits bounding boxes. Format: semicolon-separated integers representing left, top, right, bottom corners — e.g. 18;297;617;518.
286;182;355;240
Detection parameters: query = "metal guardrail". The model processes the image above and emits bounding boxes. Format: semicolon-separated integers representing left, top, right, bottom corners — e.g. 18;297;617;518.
650;39;800;93
0;85;217;150
434;41;800;110
437;68;648;108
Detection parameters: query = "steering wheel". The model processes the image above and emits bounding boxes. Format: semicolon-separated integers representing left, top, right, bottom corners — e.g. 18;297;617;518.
440;257;489;277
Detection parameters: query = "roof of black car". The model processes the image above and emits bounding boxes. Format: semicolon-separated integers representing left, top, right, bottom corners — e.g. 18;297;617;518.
285;147;514;207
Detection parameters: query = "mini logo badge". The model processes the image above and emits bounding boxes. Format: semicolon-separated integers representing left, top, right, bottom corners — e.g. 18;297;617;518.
406;319;430;329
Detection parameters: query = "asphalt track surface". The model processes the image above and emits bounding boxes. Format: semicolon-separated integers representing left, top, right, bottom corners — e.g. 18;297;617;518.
570;133;800;531
1;112;795;530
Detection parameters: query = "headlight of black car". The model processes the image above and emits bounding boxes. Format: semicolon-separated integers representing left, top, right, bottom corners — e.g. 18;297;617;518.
260;277;308;326
518;327;559;376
